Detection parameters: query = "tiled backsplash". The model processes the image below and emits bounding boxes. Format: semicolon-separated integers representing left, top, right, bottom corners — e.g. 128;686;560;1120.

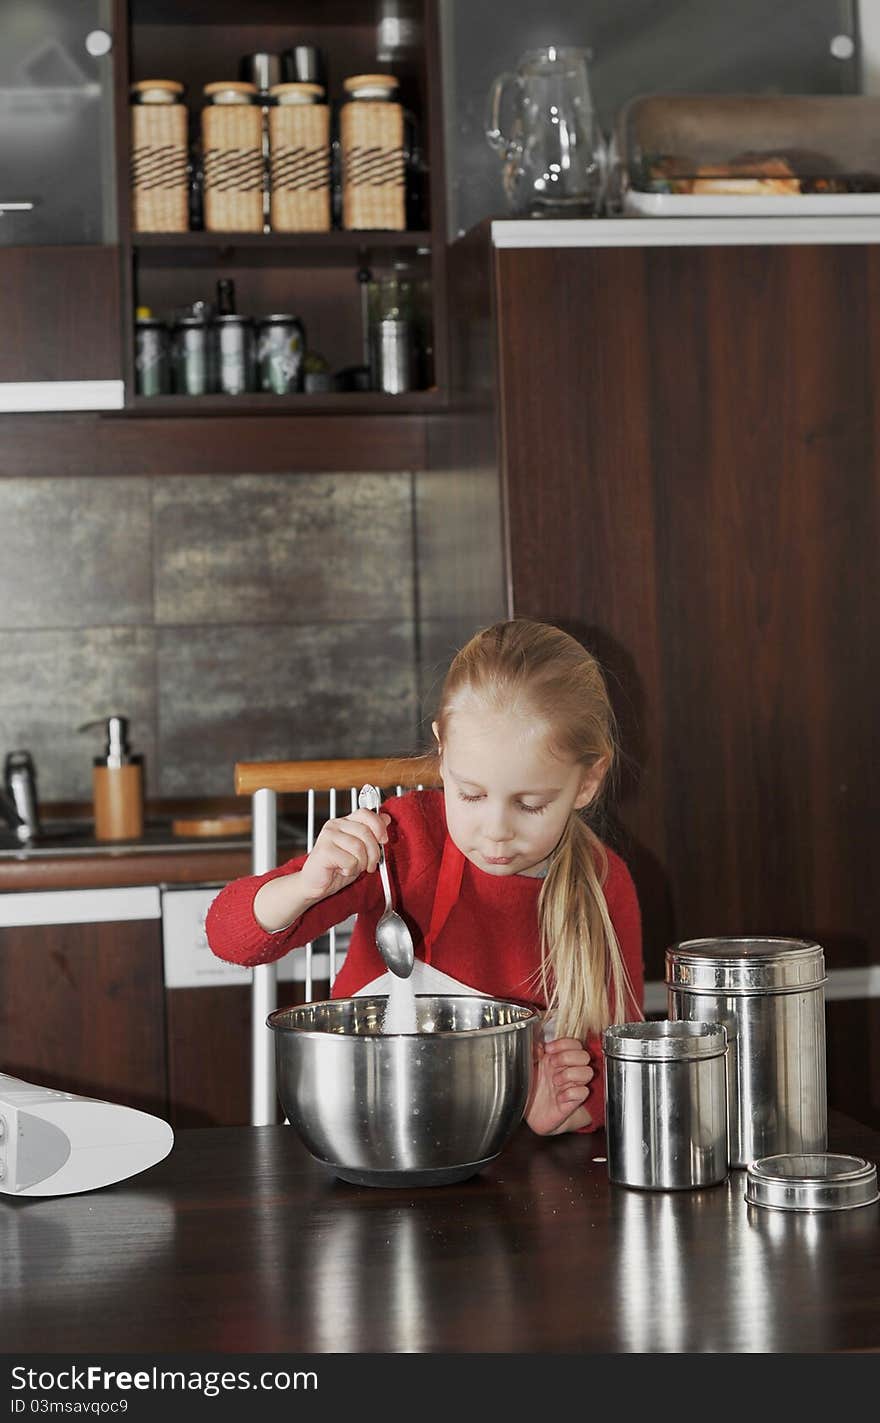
0;473;420;801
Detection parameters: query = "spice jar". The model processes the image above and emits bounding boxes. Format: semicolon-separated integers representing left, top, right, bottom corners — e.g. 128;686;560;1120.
130;79;189;233
339;74;406;231
201;81;264;232
268;83;331;232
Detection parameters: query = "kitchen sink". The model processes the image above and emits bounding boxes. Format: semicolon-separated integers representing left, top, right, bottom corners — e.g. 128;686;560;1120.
0;816;305;859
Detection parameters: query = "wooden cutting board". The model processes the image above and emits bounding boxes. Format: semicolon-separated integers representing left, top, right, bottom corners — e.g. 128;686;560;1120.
171;814;252;838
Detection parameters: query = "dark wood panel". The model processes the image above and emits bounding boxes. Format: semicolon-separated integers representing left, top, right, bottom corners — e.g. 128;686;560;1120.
101;410;429;472
0;411;428;475
0;919;167;1116
164;984;251;1127
0;247;122;384
827;997;880;1130
165;978;321;1127
645;244;878;964
496;243;880;992
495;245;671;975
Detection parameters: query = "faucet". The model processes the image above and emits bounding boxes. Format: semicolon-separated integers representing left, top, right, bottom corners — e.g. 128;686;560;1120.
2;750;40;842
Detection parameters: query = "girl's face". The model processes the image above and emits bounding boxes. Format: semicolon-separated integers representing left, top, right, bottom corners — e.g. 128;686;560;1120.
434;705;604;877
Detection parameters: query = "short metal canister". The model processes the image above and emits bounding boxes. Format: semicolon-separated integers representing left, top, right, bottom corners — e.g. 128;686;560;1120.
602;1020;729;1190
666;938;827;1168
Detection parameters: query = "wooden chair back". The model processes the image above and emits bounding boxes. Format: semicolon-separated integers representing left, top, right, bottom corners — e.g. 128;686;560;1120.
234;756;440;1124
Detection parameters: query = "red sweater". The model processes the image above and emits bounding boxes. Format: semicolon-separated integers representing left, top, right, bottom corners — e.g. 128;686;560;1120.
206;789;644;1129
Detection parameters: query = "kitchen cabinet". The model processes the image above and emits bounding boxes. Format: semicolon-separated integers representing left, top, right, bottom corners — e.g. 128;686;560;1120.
161;882;336;1127
0;886;166;1116
165;979;314;1128
0;0;447;425
122;0;447;413
0;0;125;411
419;217;880;1129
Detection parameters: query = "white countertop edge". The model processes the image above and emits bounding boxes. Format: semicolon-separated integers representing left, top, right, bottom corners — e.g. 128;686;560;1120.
491;216;880;249
0;885;161;926
0;380;125;412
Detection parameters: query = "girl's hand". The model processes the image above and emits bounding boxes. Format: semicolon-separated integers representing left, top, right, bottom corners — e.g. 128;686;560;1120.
525;1037;594;1136
297;809;391;902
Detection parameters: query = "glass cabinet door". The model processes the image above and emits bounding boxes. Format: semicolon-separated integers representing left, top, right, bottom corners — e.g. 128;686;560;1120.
0;0;116;245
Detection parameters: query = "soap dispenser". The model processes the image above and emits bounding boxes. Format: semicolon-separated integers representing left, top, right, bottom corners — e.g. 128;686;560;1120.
78;716;144;841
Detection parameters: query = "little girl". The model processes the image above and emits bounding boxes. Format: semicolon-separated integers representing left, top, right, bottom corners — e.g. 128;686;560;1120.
206;619;644;1136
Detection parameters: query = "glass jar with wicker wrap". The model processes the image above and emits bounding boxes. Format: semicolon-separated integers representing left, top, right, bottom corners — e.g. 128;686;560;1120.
130;80;189;233
268;83;331;233
340;74;406;231
201;81;264;233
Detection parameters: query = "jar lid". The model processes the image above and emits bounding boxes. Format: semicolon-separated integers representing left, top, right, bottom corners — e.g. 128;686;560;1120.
666;938;826;994
131;79;184;103
203;81;258;103
602;1019;727;1061
745;1154;880;1212
215;314;253;325
343;73;399;98
260;313;299;323
269;82;324;104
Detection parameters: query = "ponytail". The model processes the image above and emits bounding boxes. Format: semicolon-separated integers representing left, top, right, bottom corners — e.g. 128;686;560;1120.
536;812;639;1039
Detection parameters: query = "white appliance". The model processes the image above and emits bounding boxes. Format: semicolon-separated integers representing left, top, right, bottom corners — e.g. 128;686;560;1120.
160;885;353;989
0;1072;174;1197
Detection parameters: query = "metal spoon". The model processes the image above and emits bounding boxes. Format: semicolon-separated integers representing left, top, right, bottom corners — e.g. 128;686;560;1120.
357;784;415;979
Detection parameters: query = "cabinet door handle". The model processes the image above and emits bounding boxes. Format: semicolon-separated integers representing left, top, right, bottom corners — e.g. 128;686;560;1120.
0;202;35;213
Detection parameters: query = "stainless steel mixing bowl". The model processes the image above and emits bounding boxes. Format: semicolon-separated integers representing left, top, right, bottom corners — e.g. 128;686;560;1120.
268;994;540;1187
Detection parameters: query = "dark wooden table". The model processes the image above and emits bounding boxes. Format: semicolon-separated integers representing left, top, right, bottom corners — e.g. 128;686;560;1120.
2;1113;878;1354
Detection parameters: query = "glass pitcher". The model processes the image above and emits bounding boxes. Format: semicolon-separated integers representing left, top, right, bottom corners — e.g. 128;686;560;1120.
486;46;605;218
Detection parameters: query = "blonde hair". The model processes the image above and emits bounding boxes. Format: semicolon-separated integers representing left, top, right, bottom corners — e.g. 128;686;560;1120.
433;619;639;1041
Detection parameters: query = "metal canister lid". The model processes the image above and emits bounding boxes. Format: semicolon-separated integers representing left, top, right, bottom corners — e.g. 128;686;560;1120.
602;1019;727;1061
745;1154;879;1211
666;938;826;995
214;314;253;325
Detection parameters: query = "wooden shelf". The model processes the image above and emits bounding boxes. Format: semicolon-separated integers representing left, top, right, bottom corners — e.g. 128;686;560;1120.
134;231;434;268
127;389;446;415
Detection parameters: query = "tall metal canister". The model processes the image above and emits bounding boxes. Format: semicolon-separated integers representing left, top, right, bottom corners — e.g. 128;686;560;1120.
666;938;827;1167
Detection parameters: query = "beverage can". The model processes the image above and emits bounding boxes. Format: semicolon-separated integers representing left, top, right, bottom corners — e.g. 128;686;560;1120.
215;314;256;395
135;314;169;397
257;314;305;394
172;314;214;395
